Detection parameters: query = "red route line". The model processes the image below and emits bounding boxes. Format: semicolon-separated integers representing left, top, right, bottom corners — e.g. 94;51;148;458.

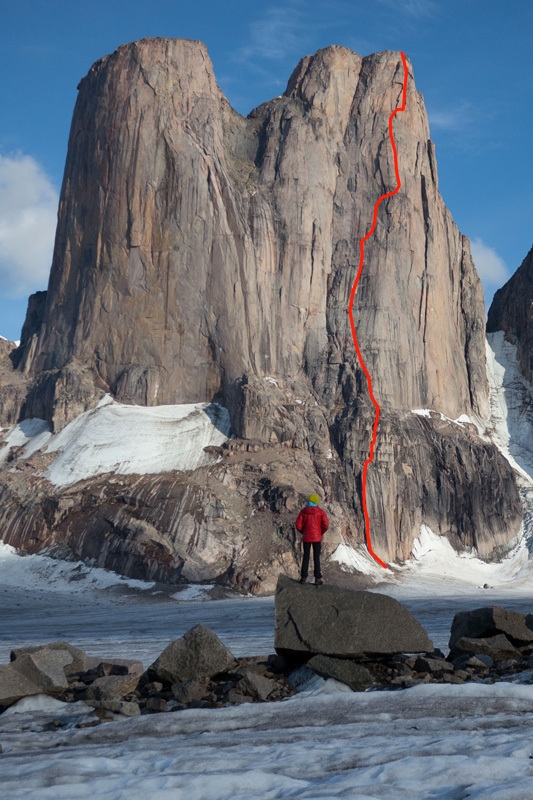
347;52;409;570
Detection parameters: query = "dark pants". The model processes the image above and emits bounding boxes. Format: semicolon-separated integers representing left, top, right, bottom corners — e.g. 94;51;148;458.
301;541;322;580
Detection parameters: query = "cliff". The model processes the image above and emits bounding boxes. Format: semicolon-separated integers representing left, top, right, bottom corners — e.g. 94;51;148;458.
0;38;521;586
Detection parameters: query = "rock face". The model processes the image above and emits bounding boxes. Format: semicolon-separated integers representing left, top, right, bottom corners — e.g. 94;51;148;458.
274;574;433;657
0;37;522;582
487;246;533;383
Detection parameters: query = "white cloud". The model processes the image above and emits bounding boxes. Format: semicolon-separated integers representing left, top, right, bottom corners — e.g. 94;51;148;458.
0;152;58;297
239;7;308;62
428;102;473;132
377;0;438;18
470;237;509;285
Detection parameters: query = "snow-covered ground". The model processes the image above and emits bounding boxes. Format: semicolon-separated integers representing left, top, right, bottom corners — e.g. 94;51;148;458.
0;395;231;486
3;331;533;797
4;683;533;800
2;537;533;799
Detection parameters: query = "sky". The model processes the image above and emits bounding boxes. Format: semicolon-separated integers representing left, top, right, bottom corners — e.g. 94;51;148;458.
0;0;532;341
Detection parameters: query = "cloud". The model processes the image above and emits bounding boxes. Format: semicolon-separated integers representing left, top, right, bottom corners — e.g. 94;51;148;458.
238;6;309;63
376;0;438;18
427;102;474;132
470;237;509;285
0;153;58;298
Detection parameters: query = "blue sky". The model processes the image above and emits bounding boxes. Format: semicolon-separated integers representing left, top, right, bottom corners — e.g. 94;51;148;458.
1;0;532;341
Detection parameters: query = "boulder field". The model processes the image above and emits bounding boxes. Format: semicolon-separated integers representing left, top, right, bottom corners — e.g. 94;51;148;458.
3;580;533;721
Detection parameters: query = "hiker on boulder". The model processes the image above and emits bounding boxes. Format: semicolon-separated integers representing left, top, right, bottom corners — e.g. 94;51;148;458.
295;494;329;585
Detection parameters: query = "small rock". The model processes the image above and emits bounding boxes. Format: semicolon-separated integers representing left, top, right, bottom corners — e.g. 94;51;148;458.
143;681;164;694
266;654;286;673
227;690;253;704
454;670;469;680
42;719;63;731
413;656;454;674
171;677;210;704
75;718;102;729
86;658;143;676
306;655;374;692
85;673;140;705
443;673;465;684
144;697;167;712
236;669;280;701
95;700;141;717
165;700;186;712
467;654;494;669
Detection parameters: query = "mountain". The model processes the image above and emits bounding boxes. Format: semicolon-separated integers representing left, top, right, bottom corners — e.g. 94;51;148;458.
0;39;521;591
486;244;533;479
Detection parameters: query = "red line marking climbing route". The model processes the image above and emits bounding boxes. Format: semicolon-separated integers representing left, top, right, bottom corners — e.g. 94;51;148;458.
347;52;409;570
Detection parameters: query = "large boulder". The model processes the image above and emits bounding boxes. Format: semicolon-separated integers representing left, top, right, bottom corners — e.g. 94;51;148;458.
274;575;433;657
149;625;237;684
9;648;72;694
449;607;533;649
0;664;41;709
11;641;87;676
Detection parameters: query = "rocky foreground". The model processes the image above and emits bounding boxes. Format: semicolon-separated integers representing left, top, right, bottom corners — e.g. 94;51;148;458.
2;578;533;725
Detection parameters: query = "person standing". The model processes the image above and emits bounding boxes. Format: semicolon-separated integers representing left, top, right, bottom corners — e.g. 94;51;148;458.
295;493;329;585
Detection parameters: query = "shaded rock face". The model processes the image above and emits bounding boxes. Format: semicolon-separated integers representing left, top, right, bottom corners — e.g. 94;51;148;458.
487;245;533;383
0;37;521;577
449;607;533;650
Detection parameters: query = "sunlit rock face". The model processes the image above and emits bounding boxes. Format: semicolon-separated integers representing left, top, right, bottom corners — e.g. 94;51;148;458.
0;39;521;584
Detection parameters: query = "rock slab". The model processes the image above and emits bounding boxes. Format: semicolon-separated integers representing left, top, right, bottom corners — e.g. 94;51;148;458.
11;641;87;675
274;574;433;657
307;655;374;691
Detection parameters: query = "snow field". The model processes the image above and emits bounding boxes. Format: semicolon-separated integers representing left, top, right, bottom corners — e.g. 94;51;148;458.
0;395;232;486
3;684;533;799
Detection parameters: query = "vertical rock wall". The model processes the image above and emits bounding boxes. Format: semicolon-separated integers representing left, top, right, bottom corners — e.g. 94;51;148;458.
0;38;521;570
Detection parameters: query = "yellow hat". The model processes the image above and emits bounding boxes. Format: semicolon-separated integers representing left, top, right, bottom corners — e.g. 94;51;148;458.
308;494;320;505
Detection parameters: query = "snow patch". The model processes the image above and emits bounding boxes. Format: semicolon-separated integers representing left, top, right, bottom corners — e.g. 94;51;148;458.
0;541;153;592
3;695;93;716
395;524;530;590
40;396;231;487
0;418;51;464
412;408;431;417
486;331;533;482
329;542;390;576
411;408;479;429
171;585;212;602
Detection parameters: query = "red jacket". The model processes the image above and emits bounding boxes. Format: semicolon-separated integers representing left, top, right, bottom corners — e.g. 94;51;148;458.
295;506;329;543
